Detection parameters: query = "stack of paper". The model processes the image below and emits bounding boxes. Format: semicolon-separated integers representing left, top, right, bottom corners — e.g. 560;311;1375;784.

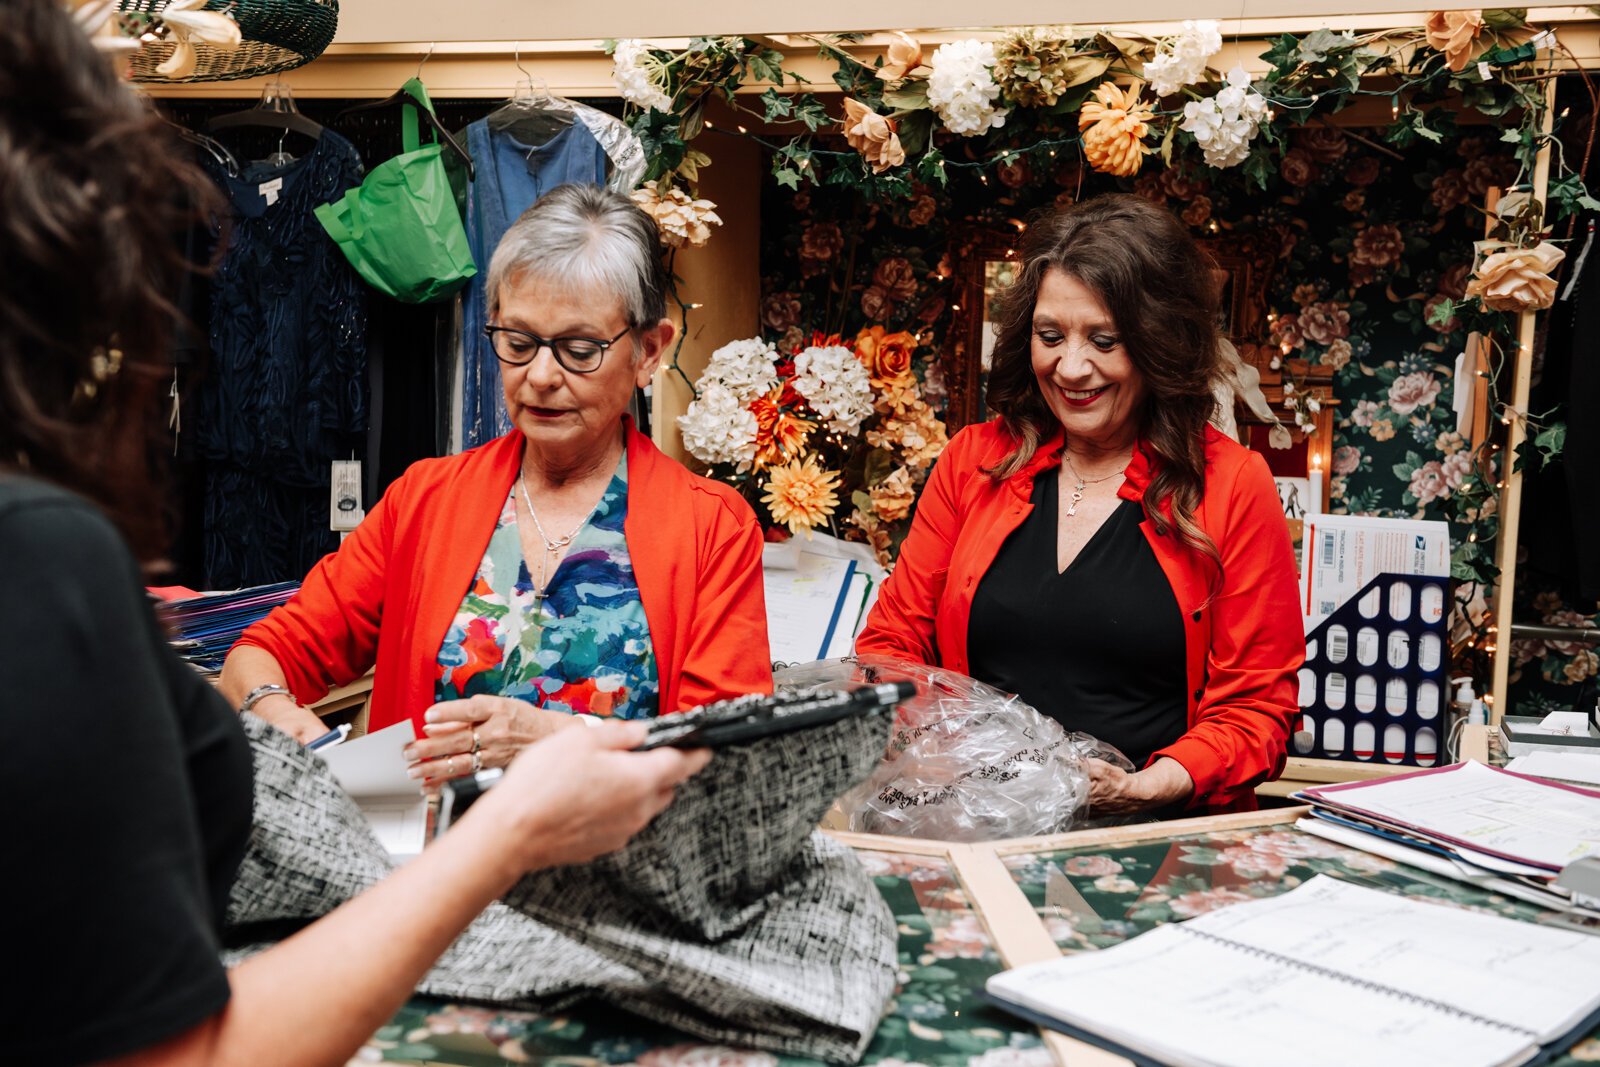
1294;761;1600;921
154;581;299;674
987;875;1600;1067
762;532;883;665
317;720;428;862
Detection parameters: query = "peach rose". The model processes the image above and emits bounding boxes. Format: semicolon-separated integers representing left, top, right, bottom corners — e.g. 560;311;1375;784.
859;285;891;320
873;256;919;302
800;221;844;262
868;466;918;522
1300;301;1351;345
841;98;905;174
1323;338;1353;370
1297;126;1348;163
1465;242;1566;311
1388;370;1442;415
908;194;938;226
1078;81;1154;178
854;326;916;380
1352;223;1405;268
1425;10;1486;72
1332;445;1362;475
1441;448;1473;490
1410;460;1449;506
1431;169;1470;213
875;31;925;84
1438;261;1473;300
761;292;802;332
1182;196;1213;228
1272;313;1305;351
1345;156;1382;186
1279;148;1316;187
1342;190;1367;213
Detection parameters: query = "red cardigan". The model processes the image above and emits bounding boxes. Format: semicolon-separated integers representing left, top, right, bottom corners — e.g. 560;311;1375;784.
856;420;1303;813
237;421;774;734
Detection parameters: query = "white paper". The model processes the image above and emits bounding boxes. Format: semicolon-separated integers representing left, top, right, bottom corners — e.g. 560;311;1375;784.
1533;710;1597;736
763;552;856;664
318;721;427;862
1187;875;1600;1042
987;900;1538;1067
1508;751;1600;788
319;720;416;798
1311;761;1600;870
825;572;871;659
1453;343;1476;437
1299;513;1450;625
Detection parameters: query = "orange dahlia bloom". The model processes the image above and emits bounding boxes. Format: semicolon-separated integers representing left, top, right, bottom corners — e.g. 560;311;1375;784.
1078;80;1155;177
749;385;815;470
762;454;842;536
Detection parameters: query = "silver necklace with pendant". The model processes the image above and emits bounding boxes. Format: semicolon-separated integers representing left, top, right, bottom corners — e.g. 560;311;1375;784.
518;474;603;602
1062;451;1130;518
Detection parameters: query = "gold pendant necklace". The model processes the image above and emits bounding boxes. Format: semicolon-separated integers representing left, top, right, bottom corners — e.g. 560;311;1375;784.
1062;452;1129;518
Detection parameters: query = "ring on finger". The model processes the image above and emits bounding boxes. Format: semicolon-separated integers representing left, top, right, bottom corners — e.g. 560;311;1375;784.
471;750;483;774
471;728;481;754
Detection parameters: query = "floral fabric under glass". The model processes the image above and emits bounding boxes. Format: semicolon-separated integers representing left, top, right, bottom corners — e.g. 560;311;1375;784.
435;455;659;718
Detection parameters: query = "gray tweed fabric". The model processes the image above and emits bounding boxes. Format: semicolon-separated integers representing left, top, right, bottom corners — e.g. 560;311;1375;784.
226;711;897;1062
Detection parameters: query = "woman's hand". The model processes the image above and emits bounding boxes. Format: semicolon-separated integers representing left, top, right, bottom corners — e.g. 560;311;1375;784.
471;720;712;871
404;695;578;783
1085;756;1195;816
254;696;331;746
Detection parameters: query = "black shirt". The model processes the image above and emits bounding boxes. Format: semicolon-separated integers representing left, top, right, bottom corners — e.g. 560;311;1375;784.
967;473;1188;768
1;477;254;1065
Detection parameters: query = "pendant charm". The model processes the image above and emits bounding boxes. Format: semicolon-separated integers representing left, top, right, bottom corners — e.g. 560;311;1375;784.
1066;489;1084;517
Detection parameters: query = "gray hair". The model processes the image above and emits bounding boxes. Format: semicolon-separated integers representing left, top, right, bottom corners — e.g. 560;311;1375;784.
485;184;668;332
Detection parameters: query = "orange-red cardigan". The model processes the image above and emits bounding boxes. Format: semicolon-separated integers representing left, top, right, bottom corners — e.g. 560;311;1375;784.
856;420;1303;813
237;421;774;734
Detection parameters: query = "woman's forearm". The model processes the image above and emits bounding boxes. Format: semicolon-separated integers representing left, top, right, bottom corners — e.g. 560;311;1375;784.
115;810;528;1067
219;645;327;741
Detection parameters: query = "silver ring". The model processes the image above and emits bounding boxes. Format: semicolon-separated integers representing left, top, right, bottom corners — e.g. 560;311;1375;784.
471;750;483;774
471;728;481;754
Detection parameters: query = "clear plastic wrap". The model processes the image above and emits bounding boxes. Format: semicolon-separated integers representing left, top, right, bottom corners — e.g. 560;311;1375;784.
774;655;1134;842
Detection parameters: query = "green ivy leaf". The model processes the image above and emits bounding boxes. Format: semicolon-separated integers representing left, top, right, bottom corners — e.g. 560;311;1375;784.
774;166;802;190
793;94;833;132
747;47;787;86
881;85;930;111
917;147;948;187
760;87;794;122
1426;298;1458;327
1483;8;1529;28
1262;33;1302;73
1533;420;1567;468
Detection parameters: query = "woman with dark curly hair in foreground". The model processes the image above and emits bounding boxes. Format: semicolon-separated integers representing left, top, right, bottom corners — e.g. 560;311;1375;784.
1;4;708;1064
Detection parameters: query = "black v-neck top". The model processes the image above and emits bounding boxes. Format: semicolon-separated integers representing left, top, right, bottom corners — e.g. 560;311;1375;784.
967;472;1187;767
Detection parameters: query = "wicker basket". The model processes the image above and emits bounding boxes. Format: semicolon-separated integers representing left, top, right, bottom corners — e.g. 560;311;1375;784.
121;0;338;83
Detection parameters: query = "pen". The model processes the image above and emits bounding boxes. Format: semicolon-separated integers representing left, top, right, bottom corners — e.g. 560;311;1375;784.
306;724;351;751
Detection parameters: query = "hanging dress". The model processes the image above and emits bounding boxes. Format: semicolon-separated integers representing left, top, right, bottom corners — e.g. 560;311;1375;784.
199;133;369;586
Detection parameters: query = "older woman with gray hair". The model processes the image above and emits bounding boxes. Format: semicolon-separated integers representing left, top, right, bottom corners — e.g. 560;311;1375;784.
222;184;772;780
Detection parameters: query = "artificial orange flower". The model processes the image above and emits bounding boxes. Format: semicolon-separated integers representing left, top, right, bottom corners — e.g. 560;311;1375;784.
1424;10;1485;72
842;98;906;174
1078;80;1155;177
749;384;815;469
854;325;917;382
762;454;842;536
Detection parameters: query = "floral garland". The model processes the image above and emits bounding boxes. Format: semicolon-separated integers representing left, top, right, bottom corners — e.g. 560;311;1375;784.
677;329;947;562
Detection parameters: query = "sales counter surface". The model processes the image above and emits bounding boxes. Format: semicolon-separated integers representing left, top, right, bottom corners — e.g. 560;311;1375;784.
357;786;1598;1066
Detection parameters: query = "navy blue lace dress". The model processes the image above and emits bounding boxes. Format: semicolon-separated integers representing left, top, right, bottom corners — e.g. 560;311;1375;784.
199;133;368;587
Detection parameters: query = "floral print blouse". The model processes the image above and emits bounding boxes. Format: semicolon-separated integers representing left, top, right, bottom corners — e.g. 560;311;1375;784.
434;455;659;718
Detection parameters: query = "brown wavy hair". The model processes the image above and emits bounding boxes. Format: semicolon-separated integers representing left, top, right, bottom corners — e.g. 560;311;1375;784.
985;193;1222;565
0;0;217;563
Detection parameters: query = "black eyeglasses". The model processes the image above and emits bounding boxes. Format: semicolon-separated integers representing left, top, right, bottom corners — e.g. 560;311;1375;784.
483;324;631;373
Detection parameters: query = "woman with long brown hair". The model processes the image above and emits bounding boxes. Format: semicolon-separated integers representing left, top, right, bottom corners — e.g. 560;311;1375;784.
2;3;708;1063
857;193;1302;816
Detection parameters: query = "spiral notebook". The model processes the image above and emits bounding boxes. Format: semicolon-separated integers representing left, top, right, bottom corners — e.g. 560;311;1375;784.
986;875;1600;1067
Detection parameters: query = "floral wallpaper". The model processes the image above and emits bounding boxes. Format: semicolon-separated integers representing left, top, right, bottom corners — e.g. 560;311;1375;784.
758;126;1600;712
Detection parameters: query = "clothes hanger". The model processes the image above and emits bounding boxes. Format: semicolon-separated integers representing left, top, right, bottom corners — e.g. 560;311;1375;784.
333;44;476;181
486;43;576;145
202;77;324;144
170;121;240;176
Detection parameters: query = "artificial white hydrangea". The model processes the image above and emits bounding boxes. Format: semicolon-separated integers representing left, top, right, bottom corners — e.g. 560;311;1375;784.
698;337;780;402
1179;66;1270;169
612;39;673;112
1142;19;1223;98
791;345;875;435
678;383;759;470
926;40;1009;137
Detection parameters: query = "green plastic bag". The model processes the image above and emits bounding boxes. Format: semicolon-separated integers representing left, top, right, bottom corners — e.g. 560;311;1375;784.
315;79;475;303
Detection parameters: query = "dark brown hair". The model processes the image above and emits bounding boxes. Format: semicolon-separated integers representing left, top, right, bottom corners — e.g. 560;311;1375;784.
985;193;1222;564
0;0;217;562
